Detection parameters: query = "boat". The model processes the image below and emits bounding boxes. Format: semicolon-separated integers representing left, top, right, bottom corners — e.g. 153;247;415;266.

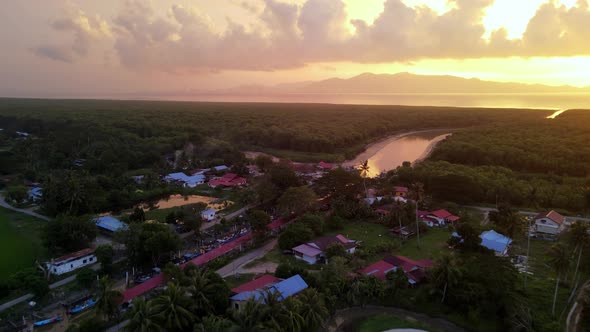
69;299;96;314
33;315;63;327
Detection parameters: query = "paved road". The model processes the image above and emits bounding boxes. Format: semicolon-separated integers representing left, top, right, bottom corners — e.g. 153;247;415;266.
465;206;590;223
216;239;278;277
0;193;51;221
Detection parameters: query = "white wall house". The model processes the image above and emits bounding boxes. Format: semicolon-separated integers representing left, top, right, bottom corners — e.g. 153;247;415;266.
535;210;565;235
292;235;356;265
46;248;96;275
201;208;217;221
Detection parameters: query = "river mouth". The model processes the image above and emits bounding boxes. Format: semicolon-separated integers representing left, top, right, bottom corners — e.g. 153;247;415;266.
342;129;452;177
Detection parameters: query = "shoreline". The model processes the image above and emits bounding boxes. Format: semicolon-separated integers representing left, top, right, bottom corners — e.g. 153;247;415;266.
413;133;452;165
342;128;456;167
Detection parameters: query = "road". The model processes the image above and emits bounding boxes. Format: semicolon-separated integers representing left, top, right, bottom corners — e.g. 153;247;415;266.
0;193;51;221
216;239;278;277
465;205;590;223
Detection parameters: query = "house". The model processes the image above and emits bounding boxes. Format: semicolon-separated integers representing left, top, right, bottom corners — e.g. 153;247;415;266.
292;234;356;264
230;274;308;310
480;230;512;256
95;216;129;233
383;255;433;284
393;186;409;198
200;208;216;221
534;210;566;235
390;226;416;240
28;186;43;203
213;165;229;172
318;161;335;170
208;173;247;188
164;172;205;188
46;248;96;276
422;209;460;227
358;260;397;280
230;274;282;294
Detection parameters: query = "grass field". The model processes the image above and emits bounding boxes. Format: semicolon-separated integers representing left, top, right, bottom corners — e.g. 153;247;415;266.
355;313;441;332
0;207;47;279
396;227;453;261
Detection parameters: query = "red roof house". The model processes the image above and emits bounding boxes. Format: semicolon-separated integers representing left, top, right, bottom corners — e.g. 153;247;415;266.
318;161;335;170
231;274;282;294
359;260;396;280
208;173;247;188
382;255;433;284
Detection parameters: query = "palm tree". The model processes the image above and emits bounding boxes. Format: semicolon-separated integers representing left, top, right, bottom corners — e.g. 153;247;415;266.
194;315;236;332
547;243;571;315
231;298;269;332
411;182;425;248
151;282;195;331
186;268;215;314
268;297;304;332
359;160;370;198
95;276;123;320
489;203;525;239
431;253;462;304
125;298;161;332
297;288;329;331
569;222;589;285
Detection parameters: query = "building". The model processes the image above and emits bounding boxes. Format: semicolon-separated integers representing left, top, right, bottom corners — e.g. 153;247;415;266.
292;234;356;264
200;208;217;221
208;173;247;188
393;186;409;198
419;209;460;227
382;255;433;284
534;210;566;235
360;256;433;284
95;216;129;233
164;172;205;188
479;230;512;256
390;226;416;240
230;274;308;310
230;274;282;294
46;248;96;276
213;165;229;172
318;161;335;170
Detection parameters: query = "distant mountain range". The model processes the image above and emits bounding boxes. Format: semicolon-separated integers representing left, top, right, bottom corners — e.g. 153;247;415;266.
214;72;590;95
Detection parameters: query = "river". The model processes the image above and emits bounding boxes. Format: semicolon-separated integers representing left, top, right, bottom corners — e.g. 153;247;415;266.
342;130;451;177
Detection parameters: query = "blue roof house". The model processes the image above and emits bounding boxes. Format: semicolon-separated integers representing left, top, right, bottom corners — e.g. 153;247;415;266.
95;216;129;233
164;172;205;188
230;274;308;310
480;230;512;256
28;187;43;203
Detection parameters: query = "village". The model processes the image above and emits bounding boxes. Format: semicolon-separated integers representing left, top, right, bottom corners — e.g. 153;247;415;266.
0;144;588;332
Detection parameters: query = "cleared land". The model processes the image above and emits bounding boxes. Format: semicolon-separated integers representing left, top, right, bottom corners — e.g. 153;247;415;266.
0;207;46;278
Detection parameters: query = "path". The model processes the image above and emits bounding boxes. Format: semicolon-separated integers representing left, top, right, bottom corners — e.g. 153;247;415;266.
0;193;51;221
566;279;590;332
216;239;277;277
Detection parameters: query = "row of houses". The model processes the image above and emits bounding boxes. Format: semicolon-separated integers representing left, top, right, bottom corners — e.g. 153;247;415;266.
230;274;308;310
359;255;433;285
164;170;247;189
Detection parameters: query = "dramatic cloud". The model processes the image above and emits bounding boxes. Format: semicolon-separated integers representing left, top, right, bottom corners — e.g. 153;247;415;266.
32;0;590;71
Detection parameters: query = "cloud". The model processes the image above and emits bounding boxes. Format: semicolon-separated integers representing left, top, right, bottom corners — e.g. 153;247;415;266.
33;7;111;62
32;0;590;70
32;45;75;63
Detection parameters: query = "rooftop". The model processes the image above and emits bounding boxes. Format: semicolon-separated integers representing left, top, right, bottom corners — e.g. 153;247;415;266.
230;274;308;302
231;274;282;294
95;216;129;232
535;210;565;225
53;248;95;265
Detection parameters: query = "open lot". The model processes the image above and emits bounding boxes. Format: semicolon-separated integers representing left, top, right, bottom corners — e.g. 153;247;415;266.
0;207;47;279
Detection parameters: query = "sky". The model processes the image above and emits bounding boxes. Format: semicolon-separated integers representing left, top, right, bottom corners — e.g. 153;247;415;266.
1;0;590;97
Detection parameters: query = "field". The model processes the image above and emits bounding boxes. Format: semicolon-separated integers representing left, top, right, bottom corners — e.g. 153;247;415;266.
0;207;47;279
354;313;441;332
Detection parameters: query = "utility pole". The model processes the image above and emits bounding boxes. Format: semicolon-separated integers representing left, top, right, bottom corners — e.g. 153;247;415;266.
524;218;531;289
415;200;421;248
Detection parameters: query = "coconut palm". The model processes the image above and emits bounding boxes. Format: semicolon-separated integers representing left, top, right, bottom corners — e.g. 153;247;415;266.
359;160;370;198
489;204;526;239
411;182;425;248
268;297;304;332
95;276;123;320
431;253;462;303
185;268;215;314
194;315;236;332
297;288;329;330
569;222;589;285
151;282;195;331
125;298;160;332
547;243;571;315
231;298;270;332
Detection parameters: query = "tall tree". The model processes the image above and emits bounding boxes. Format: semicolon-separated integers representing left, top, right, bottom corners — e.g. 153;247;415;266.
297;288;329;331
125;298;160;332
569;222;589;285
430;253;463;303
489;203;525;239
151;283;195;331
95;276;123;320
359;160;370;198
43;214;97;253
231;299;269;332
277;186;318;216
410;182;425;248
547;243;571;315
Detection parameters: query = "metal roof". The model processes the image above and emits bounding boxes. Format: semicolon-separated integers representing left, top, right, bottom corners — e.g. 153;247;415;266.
292;244;323;257
480;230;512;254
230;274;308;302
95;216;129;232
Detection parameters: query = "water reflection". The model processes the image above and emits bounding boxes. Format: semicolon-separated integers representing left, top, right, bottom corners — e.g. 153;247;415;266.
343;130;451;177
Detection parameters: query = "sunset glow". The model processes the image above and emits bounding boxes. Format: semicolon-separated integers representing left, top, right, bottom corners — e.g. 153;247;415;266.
1;0;590;97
